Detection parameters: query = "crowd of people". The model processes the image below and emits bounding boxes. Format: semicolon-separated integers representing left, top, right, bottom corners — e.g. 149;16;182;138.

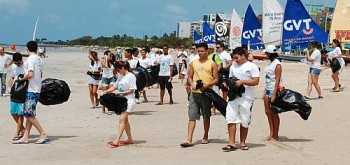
1;38;346;150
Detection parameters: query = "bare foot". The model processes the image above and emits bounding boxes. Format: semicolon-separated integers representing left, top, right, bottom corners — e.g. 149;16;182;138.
265;135;272;141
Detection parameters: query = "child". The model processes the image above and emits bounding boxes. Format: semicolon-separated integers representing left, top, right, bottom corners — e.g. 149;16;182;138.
180;59;188;85
7;53;26;141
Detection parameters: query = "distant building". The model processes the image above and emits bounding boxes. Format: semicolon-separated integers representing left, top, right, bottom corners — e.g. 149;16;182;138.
177;22;191;38
203;13;230;27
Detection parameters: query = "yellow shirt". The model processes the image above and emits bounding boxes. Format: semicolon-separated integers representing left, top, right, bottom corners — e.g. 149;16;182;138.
191;59;214;93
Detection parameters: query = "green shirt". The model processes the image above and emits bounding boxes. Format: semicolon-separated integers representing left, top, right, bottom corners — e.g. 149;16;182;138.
207;53;221;66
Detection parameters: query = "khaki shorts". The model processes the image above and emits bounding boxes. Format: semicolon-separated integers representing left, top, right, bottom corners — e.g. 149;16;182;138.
188;92;212;121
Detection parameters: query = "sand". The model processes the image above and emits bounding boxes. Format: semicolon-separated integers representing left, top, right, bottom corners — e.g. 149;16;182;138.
0;48;349;165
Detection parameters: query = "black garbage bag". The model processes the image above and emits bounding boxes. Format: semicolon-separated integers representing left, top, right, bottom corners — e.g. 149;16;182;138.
99;93;127;115
217;68;229;90
270;89;312;120
330;58;341;73
10;75;28;103
147;65;159;85
131;67;148;91
87;71;102;80
137;66;153;87
227;76;245;101
203;89;227;117
39;78;71;105
172;64;178;77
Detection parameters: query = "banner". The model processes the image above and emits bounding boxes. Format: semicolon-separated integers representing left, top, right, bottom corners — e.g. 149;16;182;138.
203;22;216;44
215;14;229;44
263;0;284;46
242;4;264;50
193;30;202;44
229;9;243;49
282;0;328;51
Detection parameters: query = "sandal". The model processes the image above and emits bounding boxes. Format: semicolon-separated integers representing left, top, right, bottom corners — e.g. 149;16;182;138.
222;145;237;151
109;141;123;148
180;141;194;148
12;136;21;141
201;139;209;144
120;141;134;145
12;139;29;144
240;145;249;150
35;137;50;144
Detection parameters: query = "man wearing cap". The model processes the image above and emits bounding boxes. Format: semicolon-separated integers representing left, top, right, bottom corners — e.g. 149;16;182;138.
0;46;13;96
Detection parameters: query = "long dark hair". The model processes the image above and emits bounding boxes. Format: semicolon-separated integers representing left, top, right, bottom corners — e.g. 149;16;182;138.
114;60;131;72
90;51;99;66
108;53;116;68
182;59;187;69
333;39;342;51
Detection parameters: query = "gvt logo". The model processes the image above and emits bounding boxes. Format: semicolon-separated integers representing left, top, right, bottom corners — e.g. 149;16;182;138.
242;29;263;40
284;19;314;35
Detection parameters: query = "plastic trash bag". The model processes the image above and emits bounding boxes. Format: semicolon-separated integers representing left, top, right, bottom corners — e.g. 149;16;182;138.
99;93;127;115
147;65;159;85
172;64;178;77
39;78;71;105
203;89;227;117
270;89;312;120
330;58;341;73
87;71;102;80
138;66;153;87
217;68;229;90
10;75;28;103
227;76;245;101
131;67;148;91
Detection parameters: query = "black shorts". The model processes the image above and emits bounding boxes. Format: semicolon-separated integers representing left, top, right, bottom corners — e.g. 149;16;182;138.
158;76;173;90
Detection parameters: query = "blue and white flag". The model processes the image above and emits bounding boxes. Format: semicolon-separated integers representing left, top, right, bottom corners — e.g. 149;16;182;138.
282;0;329;51
193;30;202;44
203;22;216;44
242;4;264;50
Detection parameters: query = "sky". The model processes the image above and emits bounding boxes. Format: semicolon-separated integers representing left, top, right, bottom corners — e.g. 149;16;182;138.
0;0;336;45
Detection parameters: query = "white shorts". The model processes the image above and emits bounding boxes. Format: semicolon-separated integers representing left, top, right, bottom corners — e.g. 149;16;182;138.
226;97;253;128
126;98;136;113
87;76;99;85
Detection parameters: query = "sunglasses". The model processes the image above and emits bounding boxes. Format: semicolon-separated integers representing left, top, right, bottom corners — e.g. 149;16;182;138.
216;47;221;49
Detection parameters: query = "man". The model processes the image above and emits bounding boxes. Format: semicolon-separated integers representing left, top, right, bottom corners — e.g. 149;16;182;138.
180;43;218;147
155;45;174;105
124;49;138;69
216;42;232;101
242;44;254;62
222;47;259;151
188;44;199;65
138;49;152;102
0;46;13;95
13;41;48;144
207;44;222;115
176;46;188;79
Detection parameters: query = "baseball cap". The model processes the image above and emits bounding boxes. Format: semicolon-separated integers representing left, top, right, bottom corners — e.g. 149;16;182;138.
208;44;215;49
263;45;277;54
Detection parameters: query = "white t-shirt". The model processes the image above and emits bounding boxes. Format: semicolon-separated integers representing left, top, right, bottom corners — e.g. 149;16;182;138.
139;57;151;68
177;50;188;64
219;51;232;69
90;61;101;72
128;59;139;69
25;54;43;93
229;61;260;100
181;65;187;75
328;47;345;67
264;59;282;91
11;62;26;80
0;54;11;73
157;54;174;76
150;54;160;66
309;49;322;69
189;54;199;65
102;56;114;78
113;72;137;99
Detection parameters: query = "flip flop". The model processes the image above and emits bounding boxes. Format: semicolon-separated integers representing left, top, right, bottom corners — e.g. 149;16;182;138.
201;139;209;144
12;136;21;141
13;140;29;144
180;141;193;148
120;141;134;145
240;145;249;150
35;137;50;144
222;145;237;151
109;141;123;148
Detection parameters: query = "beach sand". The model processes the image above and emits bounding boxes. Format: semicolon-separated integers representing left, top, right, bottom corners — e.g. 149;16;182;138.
0;49;349;165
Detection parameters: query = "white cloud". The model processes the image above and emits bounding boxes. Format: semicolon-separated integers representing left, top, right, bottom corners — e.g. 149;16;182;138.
0;0;30;9
110;1;119;9
165;4;187;15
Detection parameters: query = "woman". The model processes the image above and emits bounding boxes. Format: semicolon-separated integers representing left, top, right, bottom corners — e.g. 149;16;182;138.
327;39;345;92
180;59;187;85
104;61;137;148
87;51;101;109
101;50;116;114
304;41;323;100
263;45;281;141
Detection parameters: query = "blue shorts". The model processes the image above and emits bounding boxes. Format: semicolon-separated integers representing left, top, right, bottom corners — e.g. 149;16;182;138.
10;101;24;115
23;92;39;117
309;68;321;76
265;90;273;97
101;77;116;87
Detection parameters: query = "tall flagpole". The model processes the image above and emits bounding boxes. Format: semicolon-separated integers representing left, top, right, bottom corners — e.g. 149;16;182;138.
32;17;40;41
